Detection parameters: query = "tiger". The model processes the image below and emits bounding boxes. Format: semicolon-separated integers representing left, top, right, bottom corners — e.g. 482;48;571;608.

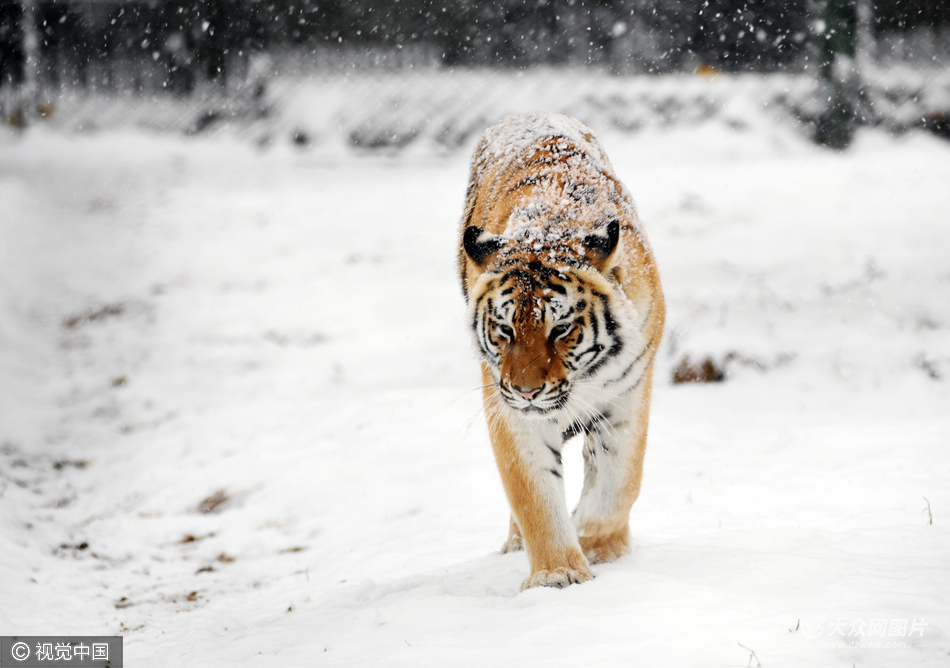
458;113;665;591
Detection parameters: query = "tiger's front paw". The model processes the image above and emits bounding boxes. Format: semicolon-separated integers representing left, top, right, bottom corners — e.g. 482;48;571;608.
520;565;593;591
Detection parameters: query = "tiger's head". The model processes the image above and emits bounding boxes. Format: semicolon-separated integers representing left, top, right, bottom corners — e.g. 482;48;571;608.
463;220;625;418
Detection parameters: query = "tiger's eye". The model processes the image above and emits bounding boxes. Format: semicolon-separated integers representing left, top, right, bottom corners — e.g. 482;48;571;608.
550;323;573;341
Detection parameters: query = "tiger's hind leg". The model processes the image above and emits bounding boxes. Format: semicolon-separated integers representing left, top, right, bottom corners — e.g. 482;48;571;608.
500;515;524;553
572;374;655;565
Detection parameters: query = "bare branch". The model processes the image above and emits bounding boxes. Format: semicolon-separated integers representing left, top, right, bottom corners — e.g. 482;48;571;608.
738;642;762;668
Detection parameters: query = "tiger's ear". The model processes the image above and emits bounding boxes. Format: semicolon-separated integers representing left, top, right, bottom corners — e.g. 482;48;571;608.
582;219;620;271
463;226;505;268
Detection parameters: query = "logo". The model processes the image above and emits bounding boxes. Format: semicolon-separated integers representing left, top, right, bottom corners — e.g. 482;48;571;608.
10;644;29;662
800;612;827;639
1;636;122;667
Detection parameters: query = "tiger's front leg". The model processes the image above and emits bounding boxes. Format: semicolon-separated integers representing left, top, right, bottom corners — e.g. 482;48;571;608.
483;373;592;590
572;371;656;564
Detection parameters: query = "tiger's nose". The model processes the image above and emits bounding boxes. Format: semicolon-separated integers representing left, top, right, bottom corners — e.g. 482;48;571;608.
511;384;542;400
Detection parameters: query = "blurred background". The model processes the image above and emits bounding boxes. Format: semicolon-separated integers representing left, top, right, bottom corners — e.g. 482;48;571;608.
1;0;949;149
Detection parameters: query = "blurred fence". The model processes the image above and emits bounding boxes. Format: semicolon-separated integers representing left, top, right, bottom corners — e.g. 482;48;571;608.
1;0;949;147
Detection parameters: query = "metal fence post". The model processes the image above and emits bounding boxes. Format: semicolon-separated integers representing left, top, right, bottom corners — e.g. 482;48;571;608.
14;0;39;124
814;0;859;149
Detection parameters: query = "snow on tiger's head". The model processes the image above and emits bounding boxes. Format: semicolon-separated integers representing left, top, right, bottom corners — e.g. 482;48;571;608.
463;222;628;417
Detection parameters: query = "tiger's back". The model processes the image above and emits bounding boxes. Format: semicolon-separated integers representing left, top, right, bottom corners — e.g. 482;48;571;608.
458;114;664;591
459;114;663;317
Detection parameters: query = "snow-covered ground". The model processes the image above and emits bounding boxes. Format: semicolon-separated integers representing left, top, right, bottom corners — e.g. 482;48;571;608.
1;110;949;667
